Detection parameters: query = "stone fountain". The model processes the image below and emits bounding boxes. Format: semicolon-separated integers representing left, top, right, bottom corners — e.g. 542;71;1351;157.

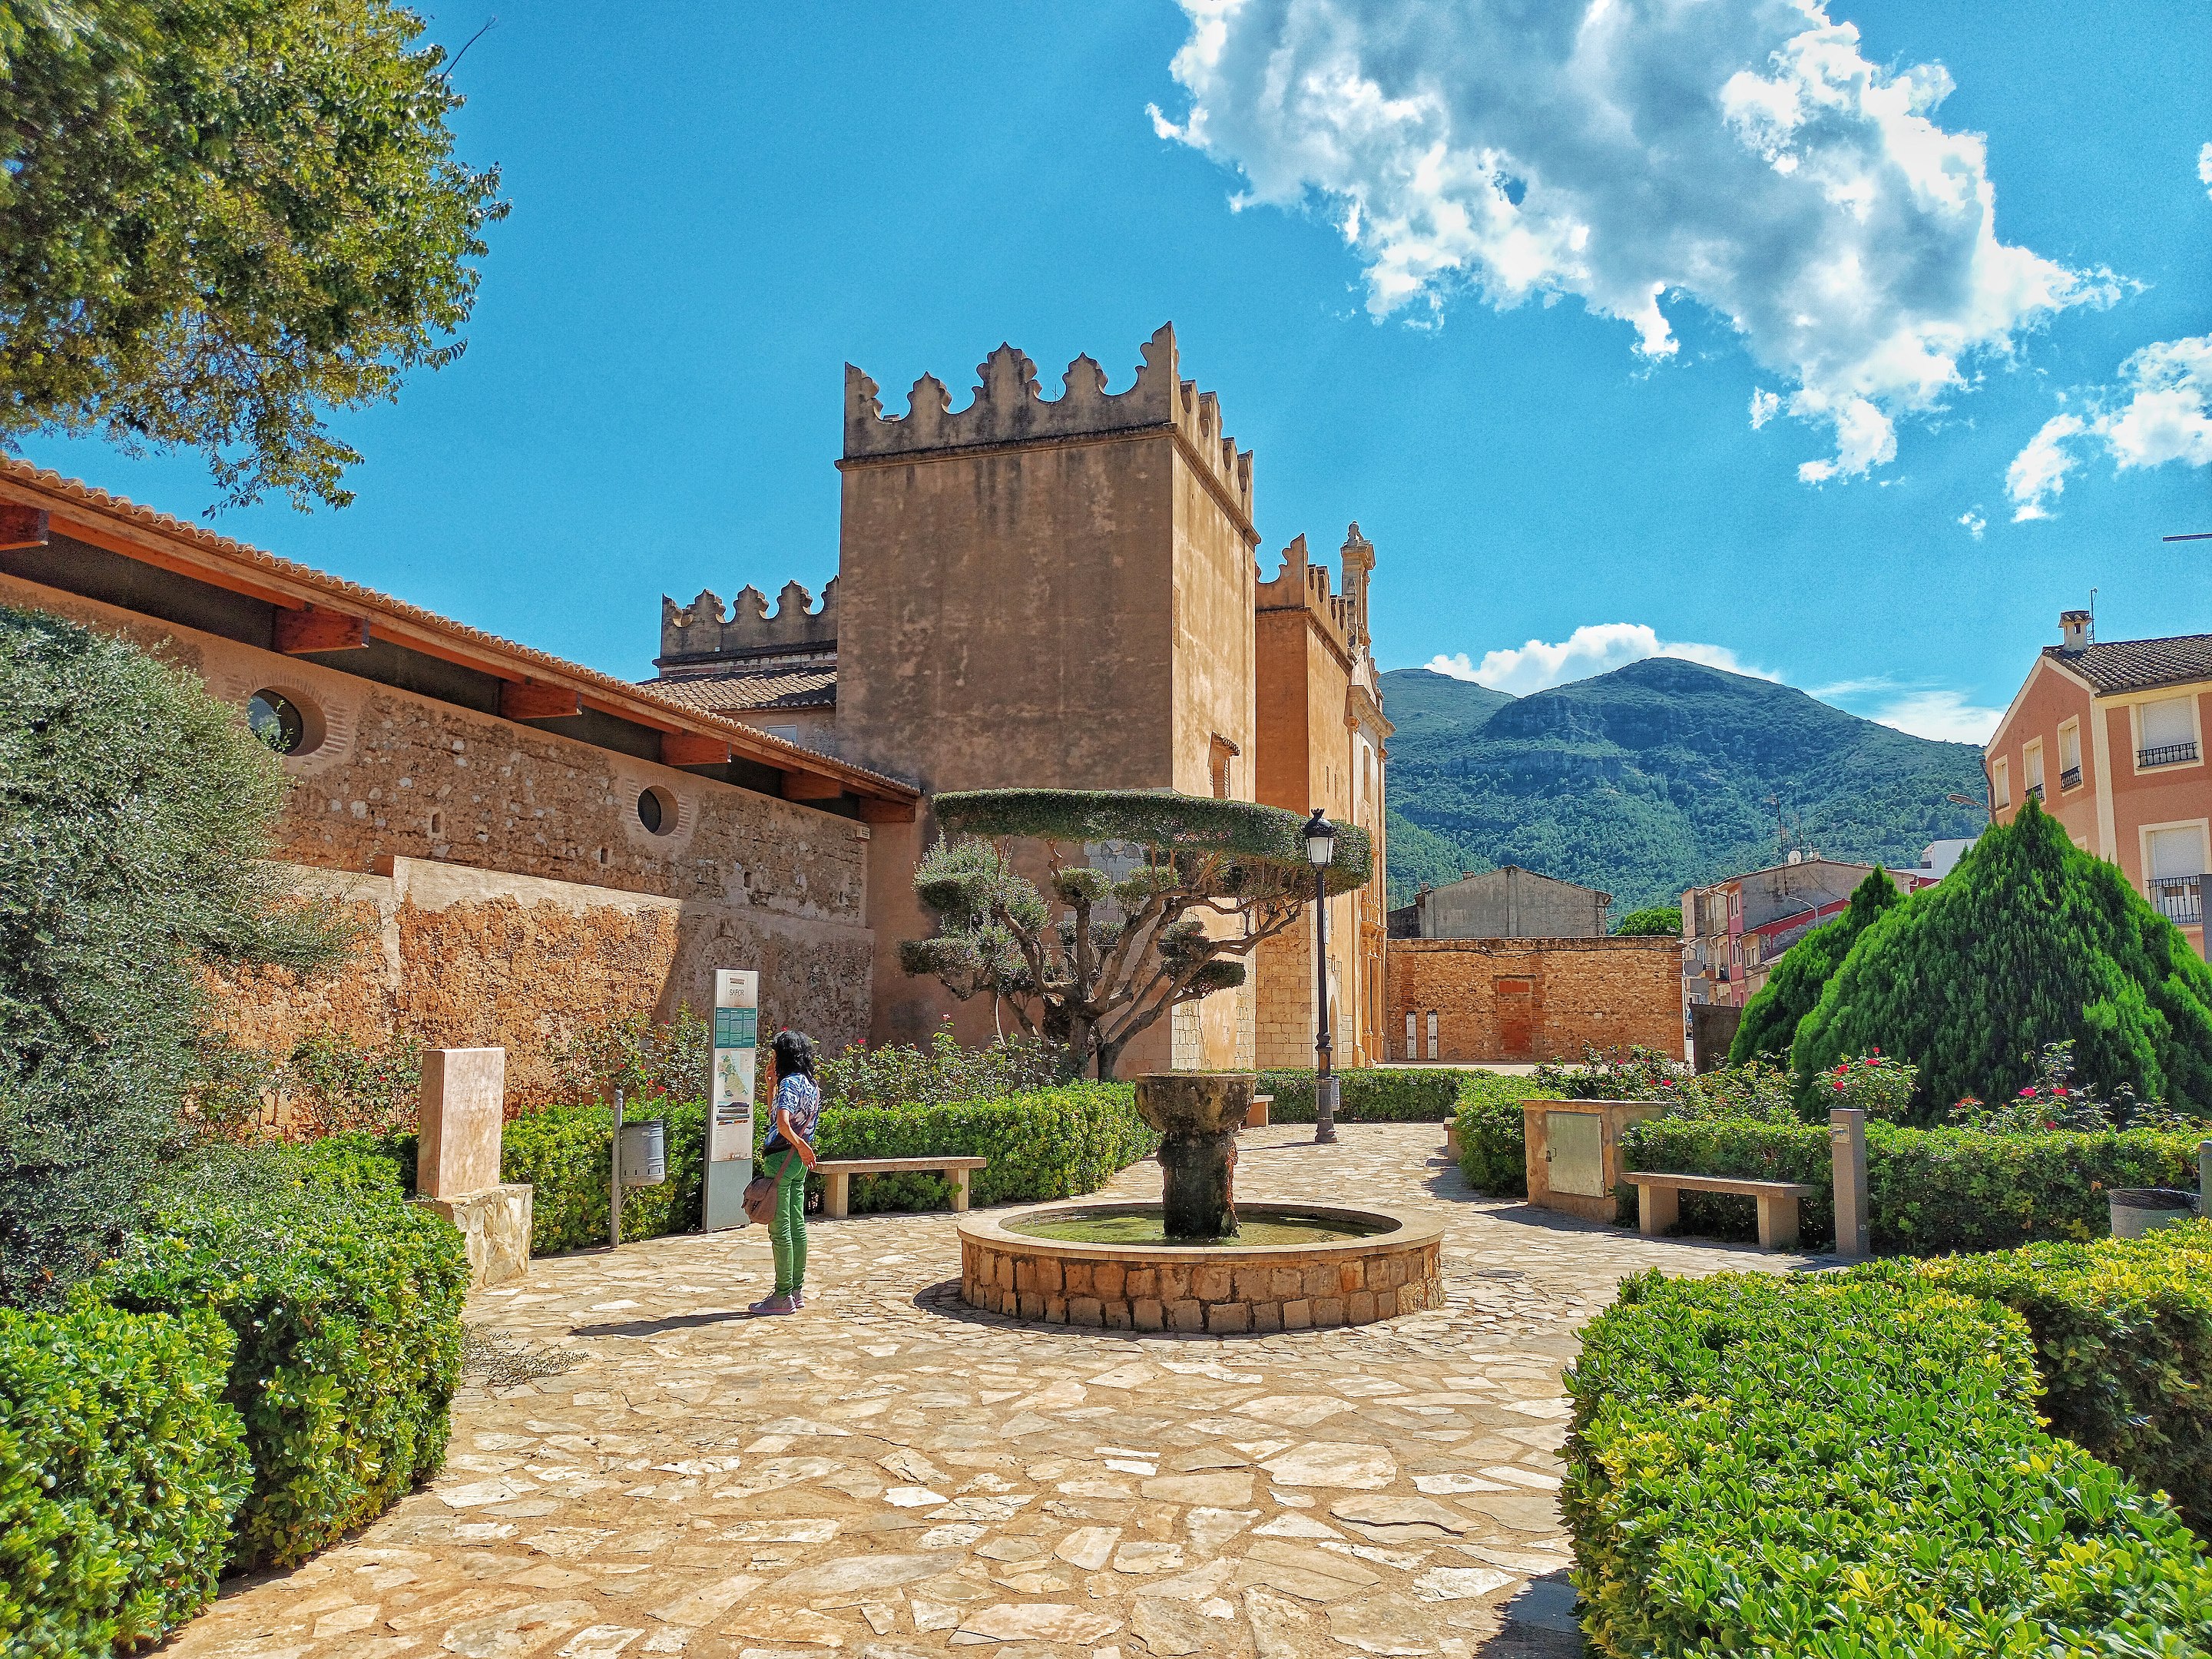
952;1071;1443;1334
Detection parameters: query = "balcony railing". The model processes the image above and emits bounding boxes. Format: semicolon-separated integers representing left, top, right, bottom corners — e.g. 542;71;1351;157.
2139;740;2199;769
2025;783;2045;802
2150;875;2203;926
2060;765;2082;791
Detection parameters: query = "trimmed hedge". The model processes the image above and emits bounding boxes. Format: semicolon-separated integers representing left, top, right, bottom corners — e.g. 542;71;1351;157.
1851;1220;2212;1532
100;1165;469;1571
1622;1116;2204;1253
1455;1093;1535;1196
1565;1268;2212;1657
1260;1067;1521;1124
803;1084;1153;1213
0;1302;248;1657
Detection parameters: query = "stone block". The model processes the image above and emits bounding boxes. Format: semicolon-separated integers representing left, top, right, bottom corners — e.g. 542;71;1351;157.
1125;1267;1158;1300
1104;1301;1133;1330
413;1183;531;1289
1400;1279;1429;1311
1158;1266;1191;1303
1303;1263;1336;1299
1347;1291;1376;1324
416;1047;506;1199
1208;1303;1250;1334
1061;1262;1093;1296
1283;1300;1312;1330
1313;1296;1346;1327
1270;1267;1304;1300
1093;1263;1126;1300
1252;1301;1283;1333
1166;1300;1204;1333
1068;1296;1104;1327
1336;1260;1366;1294
1192;1264;1233;1303
1044;1295;1068;1323
1018;1292;1045;1320
1133;1299;1165;1332
1376;1254;1406;1289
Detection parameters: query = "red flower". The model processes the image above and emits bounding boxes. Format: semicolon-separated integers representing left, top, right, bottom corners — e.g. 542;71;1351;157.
2018;1088;2035;1098
1872;1047;1882;1056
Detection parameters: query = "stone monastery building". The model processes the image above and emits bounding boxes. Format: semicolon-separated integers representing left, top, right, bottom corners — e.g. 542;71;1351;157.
0;326;1392;1091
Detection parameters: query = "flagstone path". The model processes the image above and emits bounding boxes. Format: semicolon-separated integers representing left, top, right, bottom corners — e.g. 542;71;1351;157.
168;1124;1812;1659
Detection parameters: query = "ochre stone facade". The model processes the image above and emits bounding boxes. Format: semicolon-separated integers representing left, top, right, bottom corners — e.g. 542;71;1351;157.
1385;937;1683;1063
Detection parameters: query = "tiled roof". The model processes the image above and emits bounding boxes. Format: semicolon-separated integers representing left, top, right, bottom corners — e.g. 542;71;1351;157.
2047;635;2212;694
0;458;913;799
649;669;837;714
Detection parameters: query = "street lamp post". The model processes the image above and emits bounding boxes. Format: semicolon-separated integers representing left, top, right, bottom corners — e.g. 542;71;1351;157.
1303;809;1339;1146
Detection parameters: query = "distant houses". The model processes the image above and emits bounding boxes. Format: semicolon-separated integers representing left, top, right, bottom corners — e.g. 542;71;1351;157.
1683;853;1942;1015
1388;866;1611;940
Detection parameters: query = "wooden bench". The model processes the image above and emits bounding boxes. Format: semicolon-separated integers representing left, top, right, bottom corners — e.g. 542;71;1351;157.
1623;1171;1818;1250
1248;1093;1273;1129
815;1156;987;1220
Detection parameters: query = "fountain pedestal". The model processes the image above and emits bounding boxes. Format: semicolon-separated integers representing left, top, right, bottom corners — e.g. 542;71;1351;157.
1134;1073;1254;1239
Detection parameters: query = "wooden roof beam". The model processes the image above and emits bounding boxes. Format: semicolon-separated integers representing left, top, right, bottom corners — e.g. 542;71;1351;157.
0;505;49;551
501;680;584;721
781;771;845;802
661;732;731;767
275;604;370;654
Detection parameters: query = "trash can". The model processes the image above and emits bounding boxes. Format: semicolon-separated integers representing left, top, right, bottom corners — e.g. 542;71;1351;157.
2109;1187;2198;1240
618;1118;667;1187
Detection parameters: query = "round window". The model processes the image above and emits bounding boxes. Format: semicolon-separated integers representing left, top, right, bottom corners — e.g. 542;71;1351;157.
637;786;677;836
247;690;306;755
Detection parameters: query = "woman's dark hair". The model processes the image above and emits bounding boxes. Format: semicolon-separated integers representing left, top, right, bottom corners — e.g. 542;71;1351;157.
772;1029;816;1080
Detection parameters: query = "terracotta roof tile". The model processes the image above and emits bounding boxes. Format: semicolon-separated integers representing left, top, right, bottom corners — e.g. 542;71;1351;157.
2046;635;2212;695
650;670;837;713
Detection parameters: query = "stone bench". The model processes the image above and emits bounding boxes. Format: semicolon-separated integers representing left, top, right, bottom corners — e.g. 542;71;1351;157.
1623;1171;1818;1250
816;1156;987;1219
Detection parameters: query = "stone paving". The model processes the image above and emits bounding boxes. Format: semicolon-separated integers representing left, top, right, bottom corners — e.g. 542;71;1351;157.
170;1125;1812;1659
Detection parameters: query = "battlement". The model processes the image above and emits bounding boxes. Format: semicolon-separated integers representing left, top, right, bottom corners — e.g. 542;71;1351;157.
1255;534;1358;660
660;578;837;665
843;323;1255;523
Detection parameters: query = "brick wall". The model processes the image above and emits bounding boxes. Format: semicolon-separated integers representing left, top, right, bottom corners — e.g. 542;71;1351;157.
1384;938;1682;1064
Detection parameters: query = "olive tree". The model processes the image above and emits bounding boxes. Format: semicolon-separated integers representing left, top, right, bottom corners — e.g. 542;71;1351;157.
899;790;1373;1080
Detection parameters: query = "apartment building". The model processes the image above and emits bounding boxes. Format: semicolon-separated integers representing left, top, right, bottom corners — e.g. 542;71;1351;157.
1682;853;1939;1011
1985;610;2212;953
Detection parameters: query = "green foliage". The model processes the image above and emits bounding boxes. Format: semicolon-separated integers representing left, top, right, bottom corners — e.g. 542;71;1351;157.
1261;1067;1479;1122
804;1084;1154;1212
0;0;506;510
1950;1038;2192;1132
493;1100;707;1255
909;789;1371;1078
1610;905;1680;936
1455;1096;1535;1196
821;1033;1075;1111
1794;799;2212;1118
1847;1221;2212;1532
545;1006;712;1110
0;1300;248;1657
1809;1049;1919;1119
281;1031;423;1139
1382;659;1986;912
1532;1045;1687;1100
0;605;343;1307
1565;1269;2212;1657
98;1145;468;1570
1623;1115;2204;1252
1730;866;1903;1062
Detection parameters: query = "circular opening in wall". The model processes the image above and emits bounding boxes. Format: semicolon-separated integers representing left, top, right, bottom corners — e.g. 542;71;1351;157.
247;688;320;756
637;786;677;836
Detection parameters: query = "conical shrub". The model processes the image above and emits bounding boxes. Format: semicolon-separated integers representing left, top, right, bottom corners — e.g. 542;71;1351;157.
1730;867;1902;1064
1792;800;2212;1118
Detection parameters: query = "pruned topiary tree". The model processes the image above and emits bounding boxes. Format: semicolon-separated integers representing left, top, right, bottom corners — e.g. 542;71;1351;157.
0;606;346;1306
1730;867;1902;1065
1791;800;2212;1119
899;790;1373;1080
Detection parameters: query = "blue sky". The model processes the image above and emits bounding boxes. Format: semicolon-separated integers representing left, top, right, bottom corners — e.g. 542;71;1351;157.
22;1;2211;742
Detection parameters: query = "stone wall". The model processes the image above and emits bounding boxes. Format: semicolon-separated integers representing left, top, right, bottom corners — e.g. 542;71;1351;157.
1384;938;1682;1064
208;857;873;1106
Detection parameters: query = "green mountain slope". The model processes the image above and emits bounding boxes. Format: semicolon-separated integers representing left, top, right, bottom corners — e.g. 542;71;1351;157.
1380;661;1987;914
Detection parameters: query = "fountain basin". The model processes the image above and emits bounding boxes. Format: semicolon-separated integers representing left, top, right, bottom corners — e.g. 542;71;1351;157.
957;1201;1444;1334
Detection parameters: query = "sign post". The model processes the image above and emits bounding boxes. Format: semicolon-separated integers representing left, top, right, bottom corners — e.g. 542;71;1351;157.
1830;1107;1869;1260
703;970;759;1232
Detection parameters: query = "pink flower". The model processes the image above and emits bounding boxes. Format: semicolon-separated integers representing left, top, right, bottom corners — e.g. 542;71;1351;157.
2018;1088;2035;1098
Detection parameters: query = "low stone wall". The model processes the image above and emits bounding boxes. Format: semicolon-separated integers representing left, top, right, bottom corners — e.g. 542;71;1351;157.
956;1205;1444;1335
1386;935;1682;1063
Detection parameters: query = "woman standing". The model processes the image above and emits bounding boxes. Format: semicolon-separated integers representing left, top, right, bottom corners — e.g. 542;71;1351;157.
751;1029;820;1316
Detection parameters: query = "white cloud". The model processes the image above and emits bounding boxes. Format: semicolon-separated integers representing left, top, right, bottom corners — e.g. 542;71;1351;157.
2006;336;2212;519
1424;622;1773;695
1864;690;2002;744
1957;507;1986;539
2200;141;2212;198
1152;0;2107;482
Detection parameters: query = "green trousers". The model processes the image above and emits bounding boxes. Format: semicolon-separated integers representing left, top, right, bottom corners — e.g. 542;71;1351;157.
767;1149;808;1295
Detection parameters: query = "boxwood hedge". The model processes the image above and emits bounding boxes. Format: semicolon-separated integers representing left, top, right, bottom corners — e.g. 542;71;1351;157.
1565;1267;2212;1657
0;1301;248;1657
98;1163;469;1571
1260;1067;1538;1124
1851;1220;2212;1532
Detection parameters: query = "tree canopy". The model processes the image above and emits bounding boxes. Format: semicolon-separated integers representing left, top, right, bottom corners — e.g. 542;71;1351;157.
0;606;343;1304
1613;905;1681;937
1791;801;2212;1119
901;790;1371;1079
0;0;505;510
1729;868;1902;1065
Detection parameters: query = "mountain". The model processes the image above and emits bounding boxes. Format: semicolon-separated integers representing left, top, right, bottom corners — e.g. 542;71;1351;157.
1379;660;1988;914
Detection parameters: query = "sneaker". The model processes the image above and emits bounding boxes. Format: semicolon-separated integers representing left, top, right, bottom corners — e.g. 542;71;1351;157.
790;1289;805;1310
748;1293;796;1316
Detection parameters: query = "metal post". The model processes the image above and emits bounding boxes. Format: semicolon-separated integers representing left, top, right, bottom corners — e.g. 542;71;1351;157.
1830;1107;1869;1259
1314;860;1338;1146
610;1085;624;1250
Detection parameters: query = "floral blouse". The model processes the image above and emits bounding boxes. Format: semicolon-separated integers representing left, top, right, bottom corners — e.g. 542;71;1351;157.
764;1072;820;1154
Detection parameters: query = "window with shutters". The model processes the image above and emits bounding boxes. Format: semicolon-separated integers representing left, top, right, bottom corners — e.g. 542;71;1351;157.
2137;697;2200;770
2058;720;2081;790
2144;823;2207;926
